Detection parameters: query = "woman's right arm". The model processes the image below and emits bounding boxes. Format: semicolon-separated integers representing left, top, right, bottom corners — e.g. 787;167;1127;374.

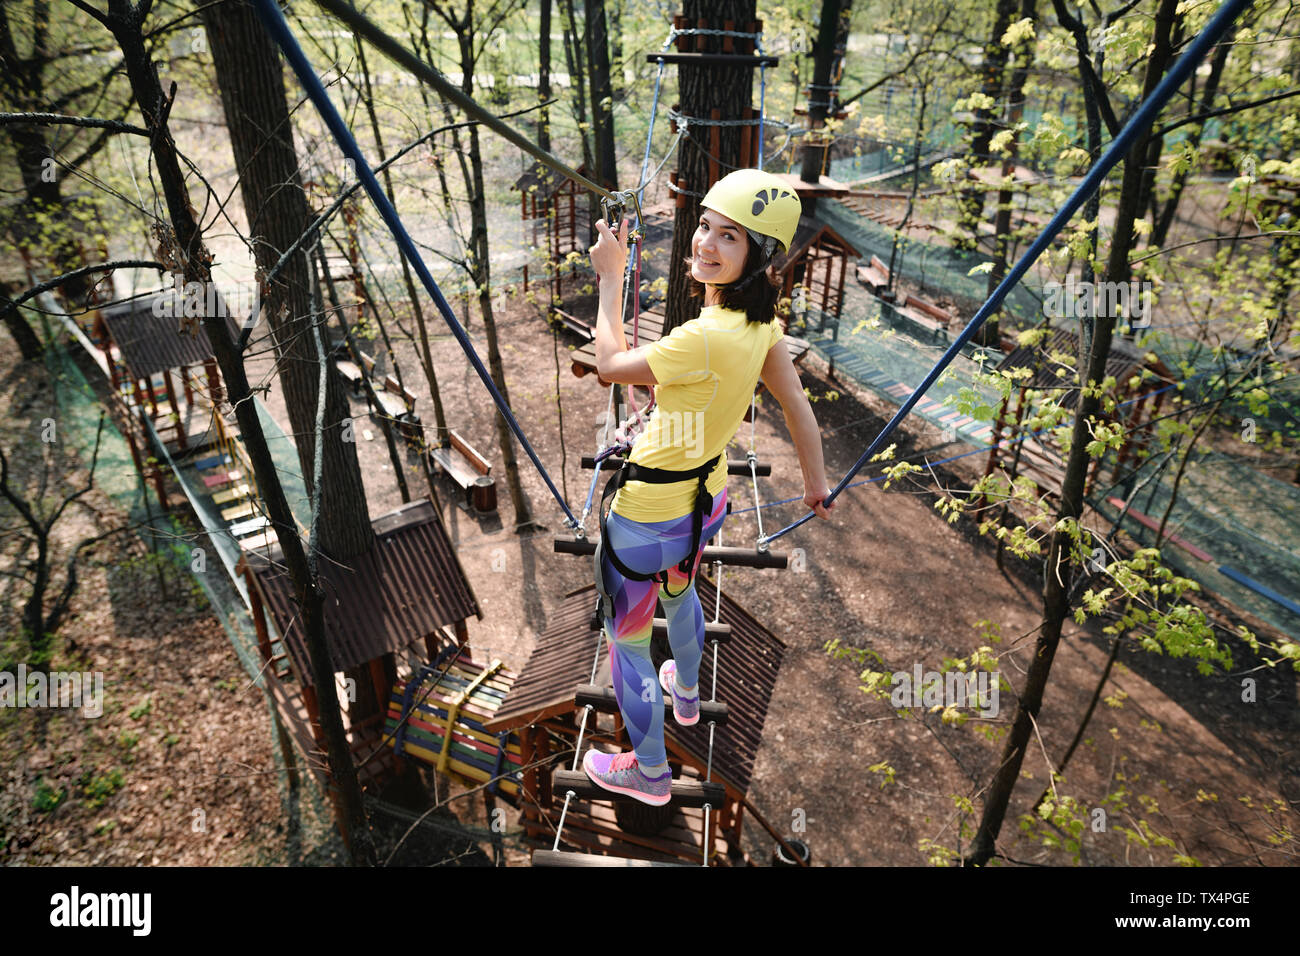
759;339;835;519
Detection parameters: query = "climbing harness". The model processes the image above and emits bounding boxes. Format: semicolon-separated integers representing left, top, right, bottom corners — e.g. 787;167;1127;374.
594;451;725;616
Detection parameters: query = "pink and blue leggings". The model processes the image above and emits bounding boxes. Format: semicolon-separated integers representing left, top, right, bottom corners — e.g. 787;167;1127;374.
597;488;727;769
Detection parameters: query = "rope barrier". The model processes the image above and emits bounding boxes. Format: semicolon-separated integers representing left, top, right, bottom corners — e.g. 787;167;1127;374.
252;0;581;531
757;0;1253;547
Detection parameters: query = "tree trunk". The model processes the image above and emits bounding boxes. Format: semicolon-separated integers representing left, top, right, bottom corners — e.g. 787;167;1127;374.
200;0;374;561
353;37;450;447
798;0;853;190
453;30;535;531
964;0;1180;868
1149;38;1231;248
538;0;553;154
981;0;1037;347
0;3;95;305
585;0;618;192
956;0;1019;252
560;0;597;230
664;0;758;334
105;0;376;866
1;288;44;358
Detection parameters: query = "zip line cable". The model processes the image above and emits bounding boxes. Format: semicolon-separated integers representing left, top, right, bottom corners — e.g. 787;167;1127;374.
252;0;581;529
757;0;1254;548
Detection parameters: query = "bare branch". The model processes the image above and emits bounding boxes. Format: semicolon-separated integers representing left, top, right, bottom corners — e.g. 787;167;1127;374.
0;110;149;135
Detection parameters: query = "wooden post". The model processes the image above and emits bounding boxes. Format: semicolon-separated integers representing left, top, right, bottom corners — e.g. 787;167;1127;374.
708;108;721;188
985;394;1011;477
164;368;185;451
835;246;848;322
205;357;223;406
248;574;274;664
739;106;752;171
537;728;552;806
520;724;539;815
368;656;390;718
454;618;469;650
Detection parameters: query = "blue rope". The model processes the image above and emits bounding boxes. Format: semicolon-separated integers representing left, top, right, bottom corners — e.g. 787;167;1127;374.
759;0;1253;546
639;59;666;203
252;0;579;530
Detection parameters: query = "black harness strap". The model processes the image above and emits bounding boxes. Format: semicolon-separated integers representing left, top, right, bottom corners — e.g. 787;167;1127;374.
598;453;723;600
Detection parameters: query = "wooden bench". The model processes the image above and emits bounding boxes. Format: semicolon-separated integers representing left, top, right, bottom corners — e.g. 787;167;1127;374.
429;429;497;513
895;293;955;340
855;254;892;293
335;358;364;396
550;306;595;342
902;292;953;326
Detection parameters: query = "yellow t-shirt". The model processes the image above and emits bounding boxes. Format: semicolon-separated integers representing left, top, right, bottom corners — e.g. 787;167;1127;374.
610;305;784;522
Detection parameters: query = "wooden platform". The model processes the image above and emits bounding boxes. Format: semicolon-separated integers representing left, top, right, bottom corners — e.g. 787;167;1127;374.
522;793;731;865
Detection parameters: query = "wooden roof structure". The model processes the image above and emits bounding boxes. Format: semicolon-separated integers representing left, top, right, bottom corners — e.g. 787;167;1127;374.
995;326;1173;409
781;214;861;266
96;290;241;381
239;498;482;688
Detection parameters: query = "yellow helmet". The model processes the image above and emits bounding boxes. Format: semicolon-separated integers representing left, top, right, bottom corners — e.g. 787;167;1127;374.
700;168;802;257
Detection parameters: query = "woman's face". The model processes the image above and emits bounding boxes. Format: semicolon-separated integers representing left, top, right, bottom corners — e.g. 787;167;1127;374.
690;209;749;287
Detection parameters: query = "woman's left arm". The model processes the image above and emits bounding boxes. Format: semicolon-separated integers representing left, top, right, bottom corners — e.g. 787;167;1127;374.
591;218;658;386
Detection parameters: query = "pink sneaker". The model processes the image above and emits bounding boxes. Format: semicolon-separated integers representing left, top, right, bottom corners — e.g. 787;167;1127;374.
658;659;700;726
582;750;672;806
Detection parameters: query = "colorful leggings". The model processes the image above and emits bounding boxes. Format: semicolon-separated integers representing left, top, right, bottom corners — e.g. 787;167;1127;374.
598;488;727;769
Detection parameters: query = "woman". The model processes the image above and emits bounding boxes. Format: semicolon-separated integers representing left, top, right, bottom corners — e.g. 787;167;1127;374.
584;168;835;806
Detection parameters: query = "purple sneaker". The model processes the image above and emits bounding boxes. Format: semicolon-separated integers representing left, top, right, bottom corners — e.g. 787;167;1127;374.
582;750;672;806
658;659;700;726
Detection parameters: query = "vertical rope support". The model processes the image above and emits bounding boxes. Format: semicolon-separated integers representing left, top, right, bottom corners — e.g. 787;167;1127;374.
702;802;711;867
552;619;607;851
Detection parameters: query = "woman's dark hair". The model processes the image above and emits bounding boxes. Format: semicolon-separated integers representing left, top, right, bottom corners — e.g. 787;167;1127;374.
685;233;781;325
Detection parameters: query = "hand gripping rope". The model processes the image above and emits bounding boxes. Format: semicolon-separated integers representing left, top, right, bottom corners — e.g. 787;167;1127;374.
757;0;1253;548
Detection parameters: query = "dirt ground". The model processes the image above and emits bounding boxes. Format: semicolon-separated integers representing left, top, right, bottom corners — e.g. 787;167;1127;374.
2;258;1295;868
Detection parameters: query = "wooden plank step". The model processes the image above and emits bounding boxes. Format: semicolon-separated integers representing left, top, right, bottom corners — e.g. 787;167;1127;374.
221;501;256;522
238;529;280;552
229;515;270;537
552;769;724;809
203;469;241;488
573;684;728;727
588;615;732;644
195;452;231;471
211;483;251;505
580;454;771;477
555;535;787;570
532;850;687;867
